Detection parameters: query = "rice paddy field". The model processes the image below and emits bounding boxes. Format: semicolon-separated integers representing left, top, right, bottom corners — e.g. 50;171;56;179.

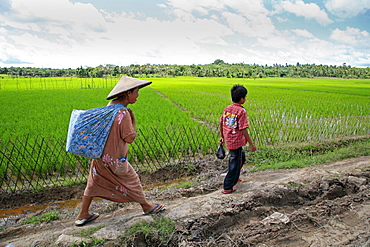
0;76;369;145
0;76;369;192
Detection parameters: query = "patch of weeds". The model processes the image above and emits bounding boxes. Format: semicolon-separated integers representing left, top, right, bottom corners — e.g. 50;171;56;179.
181;163;197;175
176;180;192;189
287;181;301;188
73;225;105;238
21;210;60;225
70;238;106;247
250;137;370;171
119;216;175;246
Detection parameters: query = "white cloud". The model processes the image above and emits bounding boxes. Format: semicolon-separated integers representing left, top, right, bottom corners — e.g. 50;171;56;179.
6;0;108;46
225;2;276;38
251;37;346;66
276;16;289;23
330;27;370;44
227;0;269;15
0;0;368;68
0;0;115;66
165;0;225;12
256;35;292;49
165;0;276;38
276;0;333;26
291;29;314;38
162;0;225;21
0;0;234;67
325;0;370;18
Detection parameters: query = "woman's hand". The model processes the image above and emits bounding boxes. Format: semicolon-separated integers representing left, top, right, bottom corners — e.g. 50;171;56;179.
127;108;136;127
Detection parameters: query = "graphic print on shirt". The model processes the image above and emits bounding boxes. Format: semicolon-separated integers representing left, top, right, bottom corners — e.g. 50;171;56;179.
223;112;238;134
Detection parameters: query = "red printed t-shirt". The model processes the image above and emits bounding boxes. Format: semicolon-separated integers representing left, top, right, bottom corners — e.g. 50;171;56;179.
220;103;249;150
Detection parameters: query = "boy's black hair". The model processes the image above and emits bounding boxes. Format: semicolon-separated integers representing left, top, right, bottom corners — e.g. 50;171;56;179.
231;84;248;103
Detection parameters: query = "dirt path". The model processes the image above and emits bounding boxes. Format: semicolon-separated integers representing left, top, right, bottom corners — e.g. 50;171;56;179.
1;156;369;246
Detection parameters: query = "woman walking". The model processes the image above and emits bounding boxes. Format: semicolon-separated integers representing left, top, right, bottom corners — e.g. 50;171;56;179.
75;76;164;226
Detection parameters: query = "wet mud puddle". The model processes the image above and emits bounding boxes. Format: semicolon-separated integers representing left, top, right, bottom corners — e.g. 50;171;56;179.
0;199;82;228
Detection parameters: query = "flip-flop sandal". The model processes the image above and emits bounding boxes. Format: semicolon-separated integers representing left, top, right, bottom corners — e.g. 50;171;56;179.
221;187;237;194
75;213;99;226
144;204;165;215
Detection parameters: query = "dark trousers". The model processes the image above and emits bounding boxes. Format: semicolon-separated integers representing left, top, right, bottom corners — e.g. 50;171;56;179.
223;147;245;190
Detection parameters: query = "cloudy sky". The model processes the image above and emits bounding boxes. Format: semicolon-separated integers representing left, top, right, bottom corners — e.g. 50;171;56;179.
0;0;369;69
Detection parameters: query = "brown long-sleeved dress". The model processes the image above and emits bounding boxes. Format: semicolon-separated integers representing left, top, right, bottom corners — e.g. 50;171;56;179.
83;107;147;204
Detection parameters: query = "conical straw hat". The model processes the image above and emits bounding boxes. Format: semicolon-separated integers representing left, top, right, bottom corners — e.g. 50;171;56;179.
106;75;152;100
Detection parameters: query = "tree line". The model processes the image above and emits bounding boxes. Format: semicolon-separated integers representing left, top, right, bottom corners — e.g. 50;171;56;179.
1;60;369;79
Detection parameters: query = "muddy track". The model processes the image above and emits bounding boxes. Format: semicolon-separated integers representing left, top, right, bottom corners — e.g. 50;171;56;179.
169;173;369;246
0;156;369;246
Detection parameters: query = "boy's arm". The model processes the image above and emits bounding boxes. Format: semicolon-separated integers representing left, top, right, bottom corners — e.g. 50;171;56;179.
219;121;224;145
241;128;256;152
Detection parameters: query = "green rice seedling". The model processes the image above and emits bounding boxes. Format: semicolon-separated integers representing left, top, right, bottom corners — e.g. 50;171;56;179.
147;77;369;147
0;78;216;179
0;76;118;90
3;76;368;144
0;76;369;184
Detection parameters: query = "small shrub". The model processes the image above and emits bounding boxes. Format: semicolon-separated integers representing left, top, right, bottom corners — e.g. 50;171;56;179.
71;238;106;247
120;216;175;246
21;210;60;225
73;225;105;238
176;180;192;189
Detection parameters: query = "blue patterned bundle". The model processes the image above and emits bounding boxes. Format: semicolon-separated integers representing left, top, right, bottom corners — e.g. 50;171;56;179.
66;103;126;158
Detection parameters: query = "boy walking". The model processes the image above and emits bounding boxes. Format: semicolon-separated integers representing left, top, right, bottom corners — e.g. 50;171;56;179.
219;85;256;194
